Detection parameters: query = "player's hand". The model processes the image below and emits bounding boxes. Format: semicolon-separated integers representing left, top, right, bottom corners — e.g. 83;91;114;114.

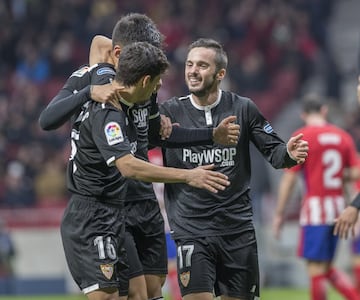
213;116;240;146
159;114;173;140
90;81;124;110
90;81;123;104
272;214;284;239
333;206;359;239
286;133;308;164
185;164;230;193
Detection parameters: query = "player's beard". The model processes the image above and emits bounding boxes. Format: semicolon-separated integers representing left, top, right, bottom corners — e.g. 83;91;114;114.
188;73;217;97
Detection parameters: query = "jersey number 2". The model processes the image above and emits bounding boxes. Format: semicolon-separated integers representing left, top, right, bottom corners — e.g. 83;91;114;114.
322;149;342;189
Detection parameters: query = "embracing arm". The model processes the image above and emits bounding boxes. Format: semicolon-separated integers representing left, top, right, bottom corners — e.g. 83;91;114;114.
39;85;91;130
89;35;113;66
147;96;214;148
115;154;230;193
40;35;115;131
149;115;240;148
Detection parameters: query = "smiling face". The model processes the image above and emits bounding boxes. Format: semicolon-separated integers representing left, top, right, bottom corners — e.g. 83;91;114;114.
185;47;223;98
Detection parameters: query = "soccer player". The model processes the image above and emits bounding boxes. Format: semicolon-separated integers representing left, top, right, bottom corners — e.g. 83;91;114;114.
39;13;240;300
159;38;308;300
273;95;360;300
61;41;231;300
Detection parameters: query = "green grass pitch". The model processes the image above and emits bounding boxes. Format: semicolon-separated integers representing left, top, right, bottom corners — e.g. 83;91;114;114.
262;288;343;299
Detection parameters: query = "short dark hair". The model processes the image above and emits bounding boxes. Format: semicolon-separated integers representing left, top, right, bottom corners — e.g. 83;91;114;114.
115;42;169;86
112;13;164;49
188;38;228;71
301;94;326;113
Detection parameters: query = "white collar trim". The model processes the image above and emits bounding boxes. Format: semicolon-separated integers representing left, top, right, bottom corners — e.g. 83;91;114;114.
189;90;222;110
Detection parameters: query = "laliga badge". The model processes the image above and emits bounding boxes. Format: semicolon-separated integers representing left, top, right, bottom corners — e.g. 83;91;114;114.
104;122;124;145
180;271;190;287
100;264;114;280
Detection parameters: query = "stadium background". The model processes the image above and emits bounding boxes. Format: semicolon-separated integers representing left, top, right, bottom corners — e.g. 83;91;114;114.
0;0;360;297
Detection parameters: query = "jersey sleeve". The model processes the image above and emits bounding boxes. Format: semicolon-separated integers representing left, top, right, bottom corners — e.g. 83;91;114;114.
148;93;161;148
350;193;360;209
156;127;213;148
92;108;132;166
88;63;116;85
38;65;91;130
247;100;297;169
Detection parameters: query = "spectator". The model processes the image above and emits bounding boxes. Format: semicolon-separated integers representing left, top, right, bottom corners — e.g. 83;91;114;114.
2;161;35;208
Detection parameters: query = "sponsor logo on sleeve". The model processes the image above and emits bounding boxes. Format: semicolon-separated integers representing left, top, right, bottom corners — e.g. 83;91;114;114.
97;67;116;76
263;123;274;134
70;66;89;78
104;122;124;145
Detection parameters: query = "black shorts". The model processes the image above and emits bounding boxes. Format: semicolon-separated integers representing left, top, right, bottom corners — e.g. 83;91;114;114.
118;199;167;296
61;195;128;294
176;230;260;299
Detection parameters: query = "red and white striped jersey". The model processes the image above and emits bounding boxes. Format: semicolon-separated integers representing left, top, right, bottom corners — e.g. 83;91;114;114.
287;123;358;225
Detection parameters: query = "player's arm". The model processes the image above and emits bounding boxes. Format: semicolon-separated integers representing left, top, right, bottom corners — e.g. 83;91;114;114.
149;97;240;147
343;166;360;182
334;193;360;239
148;95;215;147
39;65;120;130
272;171;298;239
89;35;114;66
39;82;121;130
115;154;230;194
39;74;91;130
40;35;116;131
150;117;240;147
248;100;308;168
156;117;240;147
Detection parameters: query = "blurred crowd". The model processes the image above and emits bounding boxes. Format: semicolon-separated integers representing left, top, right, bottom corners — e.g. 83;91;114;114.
0;0;340;208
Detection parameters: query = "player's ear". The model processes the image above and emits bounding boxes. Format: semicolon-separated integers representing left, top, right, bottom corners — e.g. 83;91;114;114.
216;68;226;81
142;75;152;88
113;45;122;59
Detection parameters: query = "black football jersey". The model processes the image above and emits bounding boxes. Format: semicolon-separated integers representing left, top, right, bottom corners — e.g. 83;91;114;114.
67;99;137;205
160;90;296;239
87;64;157;202
44;63;157;202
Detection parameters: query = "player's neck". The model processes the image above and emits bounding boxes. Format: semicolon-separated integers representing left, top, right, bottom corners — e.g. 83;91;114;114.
191;89;220;106
306;115;327;126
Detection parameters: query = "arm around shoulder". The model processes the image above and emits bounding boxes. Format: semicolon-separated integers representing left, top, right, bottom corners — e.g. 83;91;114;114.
89;35;113;66
115;154;230;193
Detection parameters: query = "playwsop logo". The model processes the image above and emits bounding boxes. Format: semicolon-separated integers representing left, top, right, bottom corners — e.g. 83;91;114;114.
104;122;124;145
100;264;114;280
